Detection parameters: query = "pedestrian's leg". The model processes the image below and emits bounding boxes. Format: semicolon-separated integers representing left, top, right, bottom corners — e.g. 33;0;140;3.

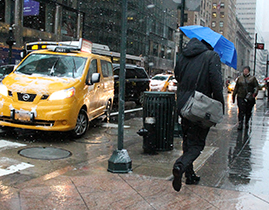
172;119;209;191
185;163;200;185
237;98;245;130
245;102;254;128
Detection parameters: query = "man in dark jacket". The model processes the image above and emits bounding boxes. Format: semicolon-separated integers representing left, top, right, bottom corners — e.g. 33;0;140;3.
172;38;224;192
232;66;259;130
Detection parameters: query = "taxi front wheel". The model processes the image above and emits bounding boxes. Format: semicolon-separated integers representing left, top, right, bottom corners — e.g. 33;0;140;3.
71;109;89;138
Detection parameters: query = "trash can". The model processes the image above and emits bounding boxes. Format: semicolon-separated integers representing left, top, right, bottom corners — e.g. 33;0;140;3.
137;91;176;153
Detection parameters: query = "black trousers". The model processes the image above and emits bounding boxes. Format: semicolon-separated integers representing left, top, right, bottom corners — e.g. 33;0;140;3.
173;118;210;177
237;97;255;124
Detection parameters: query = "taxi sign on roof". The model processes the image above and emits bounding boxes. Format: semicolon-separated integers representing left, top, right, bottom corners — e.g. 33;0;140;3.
80;39;92;53
26;38;92;54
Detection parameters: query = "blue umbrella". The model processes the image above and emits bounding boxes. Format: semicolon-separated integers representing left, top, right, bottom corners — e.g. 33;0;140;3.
180;25;237;69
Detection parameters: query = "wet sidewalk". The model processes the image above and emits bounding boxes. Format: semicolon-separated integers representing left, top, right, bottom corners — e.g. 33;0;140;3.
1;99;269;209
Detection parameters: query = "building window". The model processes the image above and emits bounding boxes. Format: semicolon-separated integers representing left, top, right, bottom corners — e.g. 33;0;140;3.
220;30;223;34
220;12;224;18
212;3;217;9
220;3;225;9
212;12;217;18
212;21;216;28
0;0;4;22
62;9;77;38
160;46;165;58
153;42;158;57
220;21;224;28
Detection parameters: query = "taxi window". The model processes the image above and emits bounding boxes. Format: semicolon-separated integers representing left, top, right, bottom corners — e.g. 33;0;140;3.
87;59;97;81
101;60;113;77
15;54;86;78
88;59;97;75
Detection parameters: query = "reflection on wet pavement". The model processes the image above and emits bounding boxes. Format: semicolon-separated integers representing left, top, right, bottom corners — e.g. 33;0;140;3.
201;97;269;196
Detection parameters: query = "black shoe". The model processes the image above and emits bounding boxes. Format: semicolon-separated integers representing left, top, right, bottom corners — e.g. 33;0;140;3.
185;174;200;185
172;167;183;192
237;123;243;130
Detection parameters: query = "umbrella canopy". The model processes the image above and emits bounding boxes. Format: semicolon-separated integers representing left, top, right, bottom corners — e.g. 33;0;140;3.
180;25;237;69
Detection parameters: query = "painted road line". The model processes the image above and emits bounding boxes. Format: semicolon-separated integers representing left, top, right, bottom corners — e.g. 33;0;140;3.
0;162;34;177
0;140;26;149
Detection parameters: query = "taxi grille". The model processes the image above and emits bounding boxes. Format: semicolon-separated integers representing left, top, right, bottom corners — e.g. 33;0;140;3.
17;93;36;102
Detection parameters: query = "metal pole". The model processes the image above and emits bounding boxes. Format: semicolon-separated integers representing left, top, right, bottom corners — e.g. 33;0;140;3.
117;0;127;150
179;0;185;52
254;33;257;76
107;0;132;173
265;54;268;77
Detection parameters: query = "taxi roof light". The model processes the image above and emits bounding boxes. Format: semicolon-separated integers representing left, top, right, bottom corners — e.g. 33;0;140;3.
26;38;92;54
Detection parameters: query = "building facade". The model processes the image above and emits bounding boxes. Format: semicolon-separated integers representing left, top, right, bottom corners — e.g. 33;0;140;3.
236;17;252;74
0;0;178;76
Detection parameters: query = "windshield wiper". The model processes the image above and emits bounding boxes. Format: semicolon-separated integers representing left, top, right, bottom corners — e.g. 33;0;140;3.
50;58;60;76
72;58;77;78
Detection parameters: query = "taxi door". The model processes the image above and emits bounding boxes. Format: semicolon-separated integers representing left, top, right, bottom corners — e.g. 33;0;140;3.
99;60;113;110
85;59;100;117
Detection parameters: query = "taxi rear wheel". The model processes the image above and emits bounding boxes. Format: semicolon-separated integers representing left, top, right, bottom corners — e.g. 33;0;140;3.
71;109;89;138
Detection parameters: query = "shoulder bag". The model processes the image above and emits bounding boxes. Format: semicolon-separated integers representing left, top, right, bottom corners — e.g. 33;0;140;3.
180;60;223;128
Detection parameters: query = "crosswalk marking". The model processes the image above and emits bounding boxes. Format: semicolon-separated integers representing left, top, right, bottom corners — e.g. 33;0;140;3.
0;140;26;148
0;162;34;176
0;140;34;177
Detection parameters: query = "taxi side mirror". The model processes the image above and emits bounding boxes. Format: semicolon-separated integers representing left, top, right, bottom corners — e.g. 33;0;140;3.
86;73;100;85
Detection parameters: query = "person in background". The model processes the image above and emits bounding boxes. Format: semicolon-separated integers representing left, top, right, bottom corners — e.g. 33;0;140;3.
172;38;224;192
232;66;259;130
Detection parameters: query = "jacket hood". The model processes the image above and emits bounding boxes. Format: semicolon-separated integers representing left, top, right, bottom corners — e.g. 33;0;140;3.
182;38;209;57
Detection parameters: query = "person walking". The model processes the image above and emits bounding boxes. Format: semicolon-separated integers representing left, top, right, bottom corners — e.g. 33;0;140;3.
232;66;259;130
172;38;224;192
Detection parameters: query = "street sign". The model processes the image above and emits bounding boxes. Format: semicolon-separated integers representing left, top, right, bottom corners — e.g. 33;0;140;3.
255;43;264;50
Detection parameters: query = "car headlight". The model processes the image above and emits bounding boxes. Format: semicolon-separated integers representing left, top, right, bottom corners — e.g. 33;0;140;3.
49;87;75;100
0;84;8;96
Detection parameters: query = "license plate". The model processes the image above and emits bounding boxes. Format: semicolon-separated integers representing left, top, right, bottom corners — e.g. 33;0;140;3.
14;111;31;122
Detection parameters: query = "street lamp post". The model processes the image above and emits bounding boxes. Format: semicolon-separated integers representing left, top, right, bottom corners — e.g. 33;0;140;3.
173;0;185;53
107;0;132;173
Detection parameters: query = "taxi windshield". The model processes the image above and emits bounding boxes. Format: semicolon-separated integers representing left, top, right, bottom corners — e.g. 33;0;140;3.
15;53;87;78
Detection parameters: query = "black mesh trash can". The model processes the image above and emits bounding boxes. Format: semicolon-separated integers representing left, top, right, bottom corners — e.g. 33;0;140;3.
142;91;176;152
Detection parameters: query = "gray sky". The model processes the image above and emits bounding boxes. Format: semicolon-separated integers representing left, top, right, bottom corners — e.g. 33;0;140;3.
256;0;269;47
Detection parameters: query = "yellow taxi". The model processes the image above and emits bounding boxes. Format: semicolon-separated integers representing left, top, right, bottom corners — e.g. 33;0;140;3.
227;81;236;93
0;39;114;138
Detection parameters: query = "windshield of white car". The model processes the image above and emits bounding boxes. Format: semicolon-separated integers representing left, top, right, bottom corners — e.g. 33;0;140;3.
152;75;169;81
15;54;87;78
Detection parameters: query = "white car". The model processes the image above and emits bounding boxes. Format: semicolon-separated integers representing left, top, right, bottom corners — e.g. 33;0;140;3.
149;74;174;92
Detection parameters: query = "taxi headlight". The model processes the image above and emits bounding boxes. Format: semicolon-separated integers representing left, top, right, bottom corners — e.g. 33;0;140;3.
0;84;8;96
49;87;75;100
